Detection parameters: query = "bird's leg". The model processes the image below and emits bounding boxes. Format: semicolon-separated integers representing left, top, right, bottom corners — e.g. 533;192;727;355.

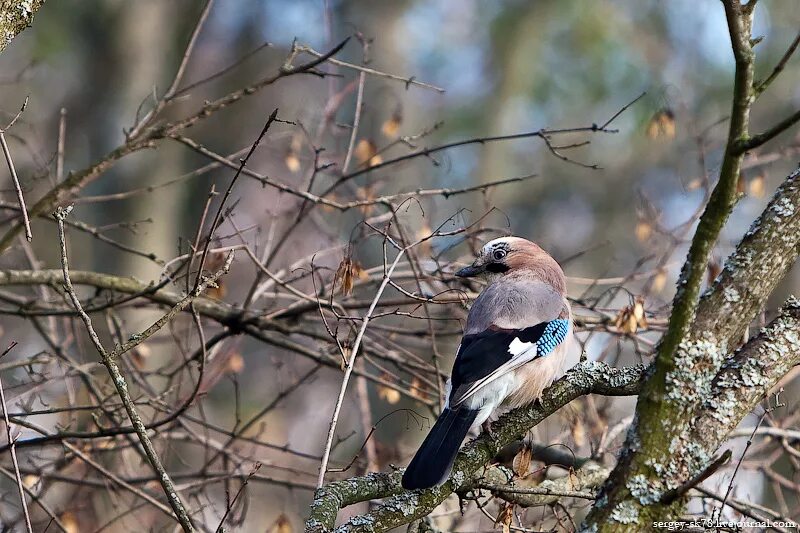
481;420;494;435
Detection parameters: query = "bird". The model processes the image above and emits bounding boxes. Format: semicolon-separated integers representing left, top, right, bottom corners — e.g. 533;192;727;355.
401;236;572;490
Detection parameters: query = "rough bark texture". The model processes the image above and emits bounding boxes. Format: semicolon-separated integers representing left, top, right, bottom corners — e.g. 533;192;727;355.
311;4;800;529
577;1;800;528
582;165;800;530
305;362;645;532
0;0;44;52
304;162;800;532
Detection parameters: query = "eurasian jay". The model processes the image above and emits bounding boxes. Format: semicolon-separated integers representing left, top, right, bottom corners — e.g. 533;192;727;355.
401;236;571;490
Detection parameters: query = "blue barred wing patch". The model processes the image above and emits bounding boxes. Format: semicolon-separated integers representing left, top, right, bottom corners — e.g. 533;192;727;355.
537;319;570;356
449;318;570;406
509;318;570;357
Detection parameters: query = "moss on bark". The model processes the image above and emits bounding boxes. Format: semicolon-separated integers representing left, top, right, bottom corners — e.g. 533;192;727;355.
0;0;45;52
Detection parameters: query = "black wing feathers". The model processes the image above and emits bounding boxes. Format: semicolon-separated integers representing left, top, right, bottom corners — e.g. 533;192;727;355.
449;322;550;405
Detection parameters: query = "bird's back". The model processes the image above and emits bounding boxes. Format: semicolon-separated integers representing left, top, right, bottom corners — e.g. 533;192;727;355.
465;278;566;334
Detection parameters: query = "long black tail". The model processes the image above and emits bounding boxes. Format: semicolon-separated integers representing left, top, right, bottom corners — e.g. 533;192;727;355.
401;407;478;490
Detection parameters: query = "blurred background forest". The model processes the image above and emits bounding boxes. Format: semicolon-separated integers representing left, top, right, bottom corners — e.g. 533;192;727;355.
0;1;799;531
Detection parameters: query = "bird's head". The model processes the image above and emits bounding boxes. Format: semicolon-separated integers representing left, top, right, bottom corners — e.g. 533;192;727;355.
455;236;565;290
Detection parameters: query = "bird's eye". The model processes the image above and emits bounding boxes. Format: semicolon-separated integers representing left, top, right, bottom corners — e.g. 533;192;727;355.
493;249;506;261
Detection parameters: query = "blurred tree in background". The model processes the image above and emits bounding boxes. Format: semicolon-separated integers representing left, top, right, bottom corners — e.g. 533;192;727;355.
0;1;798;531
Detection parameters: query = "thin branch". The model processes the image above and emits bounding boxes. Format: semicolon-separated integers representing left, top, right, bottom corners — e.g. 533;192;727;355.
214;462;261;532
192;109;278;293
53;206;197;533
469;462;608;507
127;0;215;138
164;0;214;99
0;38;350;253
341;72;366;175
56;108;66;181
296;44;445;93
736;107;800;154
0;341;33;533
62;441;175;519
316;246;410;488
753;29;800;98
582;3;762;526
321;122;621;198
0;98;32;241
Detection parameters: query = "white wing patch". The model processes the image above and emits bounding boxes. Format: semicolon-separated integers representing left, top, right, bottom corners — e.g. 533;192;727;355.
454;338;540;406
508;337;536;356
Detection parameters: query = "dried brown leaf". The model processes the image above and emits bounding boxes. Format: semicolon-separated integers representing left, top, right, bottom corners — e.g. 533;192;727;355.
496;503;513;533
707;258;722;286
269;514;293;533
226;352;245;374
355;139;382;168
336;256;355;296
635;221;652;243
61;512;79;533
22;474;39;490
378;385;401;405
512;444;533;478
749;173;765;198
285;151;301;173
409;376;427;401
652;269;667;293
646;108;676;140
381;110;402;138
633;297;648;329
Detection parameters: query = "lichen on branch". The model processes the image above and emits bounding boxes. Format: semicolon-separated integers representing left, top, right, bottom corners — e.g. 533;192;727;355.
0;0;45;52
306;361;645;532
581;0;800;527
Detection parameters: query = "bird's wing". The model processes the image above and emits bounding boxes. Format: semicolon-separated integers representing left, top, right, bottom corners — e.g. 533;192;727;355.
449;319;570;407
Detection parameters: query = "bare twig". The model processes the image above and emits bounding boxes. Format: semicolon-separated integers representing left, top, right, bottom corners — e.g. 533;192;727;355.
296;44;445;93
56;108;66;182
53;205;197;533
214;462;261;532
753;29;800;97
316;244;410;488
62;441;175;519
341;71;366;175
0;97;32;242
0;341;33;533
127;0;216;139
321;122;620;197
192;109;278;293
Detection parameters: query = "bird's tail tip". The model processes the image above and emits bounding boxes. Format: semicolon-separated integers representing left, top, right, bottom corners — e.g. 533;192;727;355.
401;408;478;490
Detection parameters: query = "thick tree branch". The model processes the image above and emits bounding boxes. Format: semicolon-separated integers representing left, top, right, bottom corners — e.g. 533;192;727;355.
583;158;800;530
685;298;800;470
313;297;800;532
577;3;800;528
305;361;645;532
636;0;755;440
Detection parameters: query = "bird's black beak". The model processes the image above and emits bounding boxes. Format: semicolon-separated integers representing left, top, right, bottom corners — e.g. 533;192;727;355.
455;263;484;278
